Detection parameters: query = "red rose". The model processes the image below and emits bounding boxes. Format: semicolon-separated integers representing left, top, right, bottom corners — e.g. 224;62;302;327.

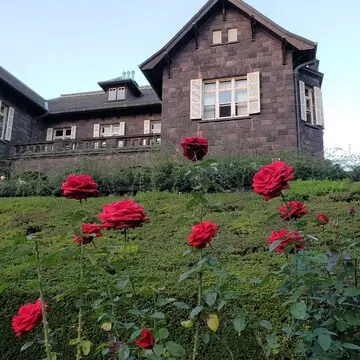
188;221;219;249
12;299;50;337
348;207;356;217
99;199;150;230
279;201;308;221
316;214;330;225
267;229;303;253
253;161;294;201
60;174;99;200
73;223;103;245
135;328;155;349
181;136;208;161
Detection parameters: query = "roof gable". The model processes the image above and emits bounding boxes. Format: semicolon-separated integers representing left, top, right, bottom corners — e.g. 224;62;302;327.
139;0;317;97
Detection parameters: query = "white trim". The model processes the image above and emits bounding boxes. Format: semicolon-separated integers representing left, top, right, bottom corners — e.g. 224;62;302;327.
299;81;307;121
46;128;53;141
314;87;324;127
119;121;125;136
70;125;77;140
93;124;100;137
4;107;14;141
190;79;203;119
144;120;150;134
247;72;260;114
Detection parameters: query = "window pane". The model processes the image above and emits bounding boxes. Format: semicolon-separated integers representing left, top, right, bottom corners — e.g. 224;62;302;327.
235;80;246;89
204;105;215;119
219;91;231;103
55;130;63;137
236;103;247;116
219;104;231;117
228;28;238;42
235;89;247;102
117;87;125;100
65;129;71;136
213;30;222;44
204;83;216;92
204;93;215;105
219;81;231;90
112;125;120;135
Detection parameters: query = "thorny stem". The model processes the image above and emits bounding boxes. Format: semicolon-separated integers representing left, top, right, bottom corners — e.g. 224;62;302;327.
76;239;84;360
280;192;289;209
355;259;358;288
214;333;235;360
35;240;53;360
123;229;137;295
192;250;203;360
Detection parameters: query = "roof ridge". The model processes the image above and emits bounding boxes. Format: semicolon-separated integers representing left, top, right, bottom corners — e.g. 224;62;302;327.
57;90;104;98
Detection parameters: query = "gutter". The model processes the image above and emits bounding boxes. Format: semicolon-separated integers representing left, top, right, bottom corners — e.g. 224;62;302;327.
294;59;317;151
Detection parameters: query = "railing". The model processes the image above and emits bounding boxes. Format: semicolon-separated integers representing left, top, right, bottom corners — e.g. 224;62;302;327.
10;134;161;157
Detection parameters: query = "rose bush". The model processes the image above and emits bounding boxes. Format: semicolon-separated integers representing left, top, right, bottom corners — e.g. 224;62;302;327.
60;174;99;200
267;229;304;253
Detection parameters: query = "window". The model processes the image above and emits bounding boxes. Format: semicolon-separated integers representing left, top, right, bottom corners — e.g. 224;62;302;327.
108;87;126;101
151;122;161;134
0;102;8;140
228;28;238;42
203;77;248;120
212;30;222;44
101;124;120;137
53;128;72;140
305;86;315;125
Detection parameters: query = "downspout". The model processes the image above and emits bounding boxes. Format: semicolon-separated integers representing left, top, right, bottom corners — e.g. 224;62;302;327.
294;58;317;151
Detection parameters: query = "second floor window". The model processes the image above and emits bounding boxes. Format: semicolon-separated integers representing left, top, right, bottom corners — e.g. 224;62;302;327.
53;128;72;140
203;78;248;120
151;122;161;134
101;124;120;136
108;87;126;101
305;86;315;125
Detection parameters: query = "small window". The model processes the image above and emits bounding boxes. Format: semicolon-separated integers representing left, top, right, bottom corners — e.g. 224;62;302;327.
151;122;161;134
53;128;72;140
117;87;125;100
228;28;238;42
305;86;315;125
108;88;117;101
101;124;121;137
212;30;222;44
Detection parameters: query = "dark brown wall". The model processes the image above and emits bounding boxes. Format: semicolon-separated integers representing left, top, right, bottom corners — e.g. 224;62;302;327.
161;7;298;154
0;86;44;157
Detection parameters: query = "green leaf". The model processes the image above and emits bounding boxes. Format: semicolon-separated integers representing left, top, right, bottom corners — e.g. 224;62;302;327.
336;321;348;332
157;297;176;307
318;334;332;352
291;302;308;320
233;311;246;334
260;320;272;330
344;288;360;297
343;343;360;350
202;333;210;344
345;313;360;325
186;197;199;210
311;254;329;264
166;342;186;357
20;341;34;351
117;276;130;290
118;345;130;360
80;340;92;356
266;334;279;347
218;300;227;311
190;306;203;319
207;314;219;332
269;240;283;253
158;328;169;340
151;311;165;319
173;302;190;310
179;271;191;282
130;329;142;341
154;344;166;356
205;292;217;306
69;338;79;346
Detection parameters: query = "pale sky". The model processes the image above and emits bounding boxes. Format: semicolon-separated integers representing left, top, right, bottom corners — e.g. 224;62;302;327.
1;0;358;152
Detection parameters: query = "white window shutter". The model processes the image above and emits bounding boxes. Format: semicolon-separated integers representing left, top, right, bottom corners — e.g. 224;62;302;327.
247;72;260;114
5;107;14;141
299;81;306;121
144;120;150;134
314;87;324;127
119;121;125;136
70;126;77;139
190;79;203;119
46;128;53;141
0;101;2;114
93;124;100;137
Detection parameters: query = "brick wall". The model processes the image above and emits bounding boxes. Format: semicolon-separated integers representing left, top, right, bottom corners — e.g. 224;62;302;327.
161;7;298;155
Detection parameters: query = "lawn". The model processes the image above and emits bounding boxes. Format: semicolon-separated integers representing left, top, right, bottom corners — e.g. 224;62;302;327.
0;180;359;359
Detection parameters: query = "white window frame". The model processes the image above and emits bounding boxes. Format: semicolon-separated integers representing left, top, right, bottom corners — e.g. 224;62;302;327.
151;122;161;134
305;86;315;125
212;30;222;44
108;88;117;101
53;127;72;140
228;28;238;43
100;124;121;137
116;87;126;100
203;77;248;120
0;103;9;140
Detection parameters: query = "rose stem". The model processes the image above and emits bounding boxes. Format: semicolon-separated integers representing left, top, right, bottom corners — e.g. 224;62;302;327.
35;239;52;360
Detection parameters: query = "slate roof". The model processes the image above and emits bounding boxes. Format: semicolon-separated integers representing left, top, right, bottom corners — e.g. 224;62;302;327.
48;86;160;114
0;66;47;110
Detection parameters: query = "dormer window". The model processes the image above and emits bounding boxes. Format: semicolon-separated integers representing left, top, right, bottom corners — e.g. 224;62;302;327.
108;87;126;101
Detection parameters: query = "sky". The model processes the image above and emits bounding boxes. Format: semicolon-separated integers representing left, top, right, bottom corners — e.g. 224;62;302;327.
1;0;359;152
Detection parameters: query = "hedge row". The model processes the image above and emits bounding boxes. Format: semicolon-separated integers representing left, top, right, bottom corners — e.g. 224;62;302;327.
0;153;351;197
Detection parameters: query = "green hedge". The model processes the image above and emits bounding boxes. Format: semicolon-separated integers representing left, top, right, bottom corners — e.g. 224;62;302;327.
0;153;349;197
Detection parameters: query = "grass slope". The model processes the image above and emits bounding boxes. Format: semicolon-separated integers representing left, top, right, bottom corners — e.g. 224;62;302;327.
0;180;359;359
